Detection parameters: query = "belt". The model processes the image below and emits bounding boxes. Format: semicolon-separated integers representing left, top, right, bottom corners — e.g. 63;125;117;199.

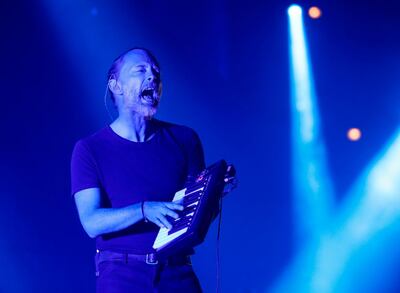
95;249;192;266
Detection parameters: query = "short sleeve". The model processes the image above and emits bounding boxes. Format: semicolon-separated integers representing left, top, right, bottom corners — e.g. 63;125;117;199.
185;129;205;183
70;140;101;197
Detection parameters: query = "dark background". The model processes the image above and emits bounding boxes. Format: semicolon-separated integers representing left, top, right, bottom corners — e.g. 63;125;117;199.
1;0;400;292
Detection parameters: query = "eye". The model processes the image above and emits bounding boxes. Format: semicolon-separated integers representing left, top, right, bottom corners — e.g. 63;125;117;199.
152;67;160;77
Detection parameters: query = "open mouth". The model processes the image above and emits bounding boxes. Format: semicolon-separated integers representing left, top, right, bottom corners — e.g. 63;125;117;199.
140;87;159;106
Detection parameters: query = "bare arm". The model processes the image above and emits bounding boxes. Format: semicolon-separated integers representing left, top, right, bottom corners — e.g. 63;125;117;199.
74;188;183;238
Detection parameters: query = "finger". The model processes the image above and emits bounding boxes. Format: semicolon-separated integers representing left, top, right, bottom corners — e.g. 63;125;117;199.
164;209;179;219
165;202;184;211
160;206;179;219
153;218;165;229
158;214;172;230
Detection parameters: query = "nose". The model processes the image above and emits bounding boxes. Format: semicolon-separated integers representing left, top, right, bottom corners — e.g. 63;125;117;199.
147;68;160;82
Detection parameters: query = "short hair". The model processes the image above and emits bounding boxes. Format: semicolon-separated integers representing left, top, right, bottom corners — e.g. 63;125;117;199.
107;47;160;102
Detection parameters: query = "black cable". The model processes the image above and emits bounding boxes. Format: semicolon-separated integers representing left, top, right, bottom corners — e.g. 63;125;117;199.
216;196;223;293
104;82;116;122
216;174;237;292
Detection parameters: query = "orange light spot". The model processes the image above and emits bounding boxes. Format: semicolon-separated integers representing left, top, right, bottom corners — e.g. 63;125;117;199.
347;128;362;141
309;6;322;19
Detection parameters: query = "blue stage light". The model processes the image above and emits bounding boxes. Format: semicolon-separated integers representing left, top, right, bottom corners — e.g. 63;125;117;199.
288;5;302;18
288;3;334;245
273;4;400;293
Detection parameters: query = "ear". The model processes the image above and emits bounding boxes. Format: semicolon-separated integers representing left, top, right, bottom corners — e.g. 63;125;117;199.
108;78;123;95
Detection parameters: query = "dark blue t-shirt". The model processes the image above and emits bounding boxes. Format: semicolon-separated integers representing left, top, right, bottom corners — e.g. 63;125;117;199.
71;119;205;254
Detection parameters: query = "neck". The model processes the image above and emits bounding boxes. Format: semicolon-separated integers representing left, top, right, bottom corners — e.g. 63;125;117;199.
110;113;156;142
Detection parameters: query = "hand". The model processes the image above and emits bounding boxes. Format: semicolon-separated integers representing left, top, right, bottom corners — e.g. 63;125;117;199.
142;201;184;229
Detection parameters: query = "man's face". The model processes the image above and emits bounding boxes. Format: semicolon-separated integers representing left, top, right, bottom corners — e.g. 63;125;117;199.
116;50;161;118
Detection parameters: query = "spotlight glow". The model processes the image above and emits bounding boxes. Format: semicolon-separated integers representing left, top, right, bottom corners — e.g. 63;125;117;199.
274;4;400;293
347;128;362;141
288;5;302;17
288;1;334;245
308;6;322;19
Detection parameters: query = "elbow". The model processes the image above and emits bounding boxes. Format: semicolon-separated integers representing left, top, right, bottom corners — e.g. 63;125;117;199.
86;228;98;238
80;217;101;238
84;225;100;239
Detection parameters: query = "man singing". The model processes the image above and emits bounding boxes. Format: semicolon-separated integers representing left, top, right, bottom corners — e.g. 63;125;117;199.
71;48;204;292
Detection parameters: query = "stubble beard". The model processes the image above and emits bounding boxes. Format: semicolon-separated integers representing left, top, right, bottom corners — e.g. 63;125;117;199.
134;98;158;119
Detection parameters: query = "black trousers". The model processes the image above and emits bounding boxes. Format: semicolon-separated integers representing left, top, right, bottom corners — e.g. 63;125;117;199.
95;251;203;293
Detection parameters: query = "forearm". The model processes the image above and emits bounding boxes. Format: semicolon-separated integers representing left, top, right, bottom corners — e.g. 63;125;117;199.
83;202;144;238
